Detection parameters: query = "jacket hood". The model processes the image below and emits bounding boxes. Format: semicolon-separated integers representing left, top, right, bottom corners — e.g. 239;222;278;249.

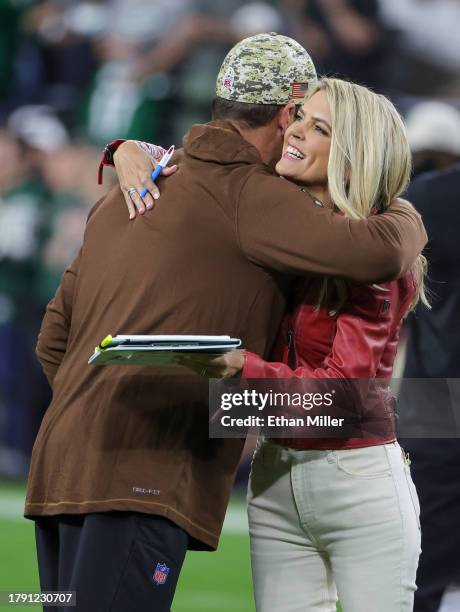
183;120;264;166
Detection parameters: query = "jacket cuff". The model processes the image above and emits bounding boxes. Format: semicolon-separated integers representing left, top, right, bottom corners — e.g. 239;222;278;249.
242;351;268;378
98;139;126;184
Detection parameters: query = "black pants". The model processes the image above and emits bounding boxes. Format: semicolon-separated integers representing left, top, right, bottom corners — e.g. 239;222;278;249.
35;512;188;612
400;439;460;612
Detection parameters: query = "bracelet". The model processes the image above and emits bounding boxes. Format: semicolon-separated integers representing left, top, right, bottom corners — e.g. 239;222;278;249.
97;139;126;185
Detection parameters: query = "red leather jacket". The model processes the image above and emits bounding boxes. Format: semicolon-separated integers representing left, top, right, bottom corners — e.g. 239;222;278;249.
243;273;416;450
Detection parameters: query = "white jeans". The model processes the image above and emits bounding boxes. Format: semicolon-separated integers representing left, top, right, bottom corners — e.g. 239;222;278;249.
247;440;421;612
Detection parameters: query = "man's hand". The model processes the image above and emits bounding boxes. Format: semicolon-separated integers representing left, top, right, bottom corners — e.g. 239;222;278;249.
114;141;177;219
175;351;245;379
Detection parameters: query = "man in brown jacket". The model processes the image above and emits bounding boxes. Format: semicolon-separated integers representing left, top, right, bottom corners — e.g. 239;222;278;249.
28;34;427;611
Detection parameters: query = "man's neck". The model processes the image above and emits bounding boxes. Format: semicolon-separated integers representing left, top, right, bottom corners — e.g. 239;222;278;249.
237;124;282;168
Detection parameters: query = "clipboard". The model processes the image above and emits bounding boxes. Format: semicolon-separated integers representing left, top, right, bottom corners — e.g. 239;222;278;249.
88;334;242;366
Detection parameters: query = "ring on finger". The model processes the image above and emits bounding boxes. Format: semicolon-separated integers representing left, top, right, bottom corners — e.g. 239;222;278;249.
127;187;138;197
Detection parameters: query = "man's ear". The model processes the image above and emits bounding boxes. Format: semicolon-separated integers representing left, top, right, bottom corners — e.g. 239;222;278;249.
278;102;296;134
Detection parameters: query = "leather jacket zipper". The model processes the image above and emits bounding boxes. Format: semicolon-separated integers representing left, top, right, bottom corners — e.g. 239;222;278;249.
287;328;298;369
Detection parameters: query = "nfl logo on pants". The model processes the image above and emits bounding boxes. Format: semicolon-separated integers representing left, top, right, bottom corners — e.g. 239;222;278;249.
153;562;170;586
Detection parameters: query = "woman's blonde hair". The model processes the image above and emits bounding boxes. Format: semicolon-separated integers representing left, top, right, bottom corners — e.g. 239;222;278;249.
308;78;428;312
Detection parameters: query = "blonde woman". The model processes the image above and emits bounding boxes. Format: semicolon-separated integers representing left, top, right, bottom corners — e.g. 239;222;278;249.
172;79;425;612
108;78;425;610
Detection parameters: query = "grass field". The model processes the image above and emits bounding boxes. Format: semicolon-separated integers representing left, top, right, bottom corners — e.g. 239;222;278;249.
0;483;341;611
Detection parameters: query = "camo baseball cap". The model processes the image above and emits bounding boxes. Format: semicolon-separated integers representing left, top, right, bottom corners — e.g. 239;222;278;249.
216;32;317;105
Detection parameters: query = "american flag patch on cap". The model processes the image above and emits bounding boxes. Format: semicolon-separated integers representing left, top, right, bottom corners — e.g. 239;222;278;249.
291;82;309;99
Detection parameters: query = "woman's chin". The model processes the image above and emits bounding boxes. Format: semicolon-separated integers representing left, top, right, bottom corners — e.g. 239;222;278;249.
276;159;299;179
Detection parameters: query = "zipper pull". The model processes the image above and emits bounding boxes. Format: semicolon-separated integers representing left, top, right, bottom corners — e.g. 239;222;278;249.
287;329;297;369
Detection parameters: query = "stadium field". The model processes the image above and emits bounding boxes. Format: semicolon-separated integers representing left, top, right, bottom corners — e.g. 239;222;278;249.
0;484;341;611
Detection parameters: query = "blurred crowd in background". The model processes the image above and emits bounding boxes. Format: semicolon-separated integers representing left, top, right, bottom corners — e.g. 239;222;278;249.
1;0;460;479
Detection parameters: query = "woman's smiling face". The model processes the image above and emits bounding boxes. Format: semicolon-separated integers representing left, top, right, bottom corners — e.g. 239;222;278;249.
276;90;332;188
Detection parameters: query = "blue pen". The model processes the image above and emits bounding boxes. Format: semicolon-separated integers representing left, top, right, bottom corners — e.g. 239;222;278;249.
139;145;175;198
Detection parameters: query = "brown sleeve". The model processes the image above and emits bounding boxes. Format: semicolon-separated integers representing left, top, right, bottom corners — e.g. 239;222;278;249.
35;196;106;387
36;249;81;387
237;171;427;283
